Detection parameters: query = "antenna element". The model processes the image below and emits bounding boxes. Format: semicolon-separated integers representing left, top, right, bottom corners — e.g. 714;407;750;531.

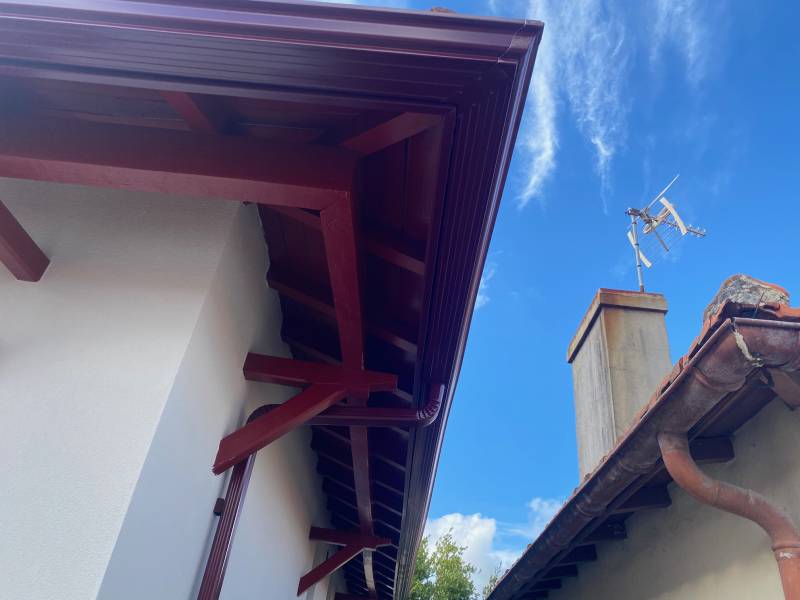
625;175;706;292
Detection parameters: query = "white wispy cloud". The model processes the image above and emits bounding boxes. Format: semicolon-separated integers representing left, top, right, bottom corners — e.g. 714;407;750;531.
424;496;561;591
651;0;711;86
475;262;497;309
516;0;631;209
517;2;557;206
510;0;720;208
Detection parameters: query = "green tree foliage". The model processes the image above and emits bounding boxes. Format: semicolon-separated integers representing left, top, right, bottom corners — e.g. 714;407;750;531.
481;568;500;599
410;531;478;600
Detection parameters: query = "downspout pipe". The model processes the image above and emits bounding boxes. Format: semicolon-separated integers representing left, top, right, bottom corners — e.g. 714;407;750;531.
658;431;800;600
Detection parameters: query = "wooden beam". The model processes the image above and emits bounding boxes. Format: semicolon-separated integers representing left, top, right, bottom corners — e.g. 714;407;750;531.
161;91;226;134
0;200;49;281
583;521;627;542
533;579;561;591
351;425;377;596
257;380;442;427
281;334;415;405
320;195;381;596
338;112;442;155
768;368;800;409
242;353;396;391
298;543;364;595
690;436;735;464
363;232;425;276
543;564;578;579
519;592;548;600
0;115;355;210
613;486;671;514
559;545;597;565
309;527;391;549
321;197;365;369
213;384;347;474
197;446;256;600
265;205;426;276
267;269;418;354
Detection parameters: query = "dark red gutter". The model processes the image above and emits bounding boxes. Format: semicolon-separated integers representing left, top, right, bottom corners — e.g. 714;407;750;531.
490;303;800;600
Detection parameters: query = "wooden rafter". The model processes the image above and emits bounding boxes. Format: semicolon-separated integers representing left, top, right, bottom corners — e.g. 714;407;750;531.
298;544;364;596
162;91;226;134
255;381;443;428
0;116;356;210
243;353;395;390
321;197;365;369
337;112;441;155
0;200;49;281
266;269;418;355
309;527;391;549
301;193;383;597
265;205;425;276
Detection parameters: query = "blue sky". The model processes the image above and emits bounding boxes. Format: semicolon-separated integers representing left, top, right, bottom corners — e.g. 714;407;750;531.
326;0;800;587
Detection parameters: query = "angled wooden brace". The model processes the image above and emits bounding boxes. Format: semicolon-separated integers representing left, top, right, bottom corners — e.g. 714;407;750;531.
298;528;391;595
212;355;396;474
0;200;49;281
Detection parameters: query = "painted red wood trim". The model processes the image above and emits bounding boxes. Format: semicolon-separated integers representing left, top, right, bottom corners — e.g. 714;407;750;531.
213;384;346;474
320;195;383;595
0;116;355;210
309;527;391;549
321;197;364;369
308;381;443;427
339;112;442;156
298;544;365;596
0;200;49;281
266;205;426;276
161;91;225;134
197;449;256;600
265;271;418;355
242;354;396;391
350;425;373;531
362;234;425;277
255;381;443;427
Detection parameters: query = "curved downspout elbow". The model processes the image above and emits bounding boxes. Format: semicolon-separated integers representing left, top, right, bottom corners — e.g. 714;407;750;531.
658;431;800;600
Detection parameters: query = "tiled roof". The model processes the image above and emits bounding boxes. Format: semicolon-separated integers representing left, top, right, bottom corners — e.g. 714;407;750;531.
490;278;800;600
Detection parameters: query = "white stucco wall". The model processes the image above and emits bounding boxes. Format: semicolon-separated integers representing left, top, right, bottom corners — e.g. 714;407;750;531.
550;399;800;600
0;182;236;600
0;186;332;600
98;202;332;600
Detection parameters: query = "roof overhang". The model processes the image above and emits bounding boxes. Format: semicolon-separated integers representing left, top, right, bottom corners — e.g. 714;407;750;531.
491;301;800;600
0;2;543;598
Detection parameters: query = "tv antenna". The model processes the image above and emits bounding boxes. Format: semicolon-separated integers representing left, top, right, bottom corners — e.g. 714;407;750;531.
625;175;706;292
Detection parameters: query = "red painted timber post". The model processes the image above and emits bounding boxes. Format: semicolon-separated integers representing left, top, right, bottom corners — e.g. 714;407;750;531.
197;413;260;600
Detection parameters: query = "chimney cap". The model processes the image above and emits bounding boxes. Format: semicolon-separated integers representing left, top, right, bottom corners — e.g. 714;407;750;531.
567;289;668;363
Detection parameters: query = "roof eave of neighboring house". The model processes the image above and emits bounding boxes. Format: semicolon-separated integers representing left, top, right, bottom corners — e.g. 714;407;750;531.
490;299;800;600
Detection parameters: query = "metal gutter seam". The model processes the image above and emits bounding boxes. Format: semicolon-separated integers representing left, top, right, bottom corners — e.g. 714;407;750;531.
490;315;800;600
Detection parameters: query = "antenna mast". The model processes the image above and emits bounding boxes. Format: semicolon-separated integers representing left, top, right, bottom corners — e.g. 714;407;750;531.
624;175;706;292
628;212;645;292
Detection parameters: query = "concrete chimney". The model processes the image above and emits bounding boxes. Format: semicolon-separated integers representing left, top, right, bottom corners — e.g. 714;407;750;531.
567;289;672;479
